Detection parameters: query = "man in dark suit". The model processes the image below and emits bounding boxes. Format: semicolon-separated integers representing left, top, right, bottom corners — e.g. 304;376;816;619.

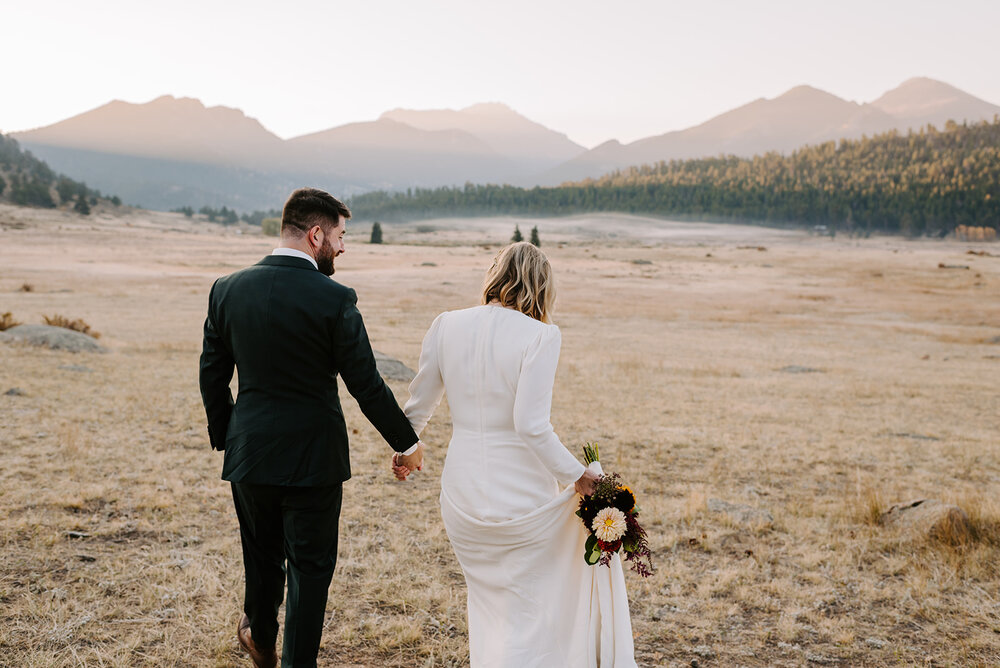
199;187;424;668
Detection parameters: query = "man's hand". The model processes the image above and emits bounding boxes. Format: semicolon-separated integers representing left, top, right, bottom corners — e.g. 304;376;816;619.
574;468;600;496
392;442;424;481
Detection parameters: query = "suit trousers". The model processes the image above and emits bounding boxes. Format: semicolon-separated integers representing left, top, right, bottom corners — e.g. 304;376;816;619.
231;482;343;668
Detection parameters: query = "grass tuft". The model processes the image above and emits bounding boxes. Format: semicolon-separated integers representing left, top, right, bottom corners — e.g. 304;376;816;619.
42;314;100;338
0;311;21;331
855;487;886;526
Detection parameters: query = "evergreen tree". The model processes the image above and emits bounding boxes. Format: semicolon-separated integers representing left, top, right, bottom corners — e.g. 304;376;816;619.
511;225;523;242
530;226;540;247
74;192;91;215
0;174;5;196
56;178;77;205
11;178;55;207
370;221;384;244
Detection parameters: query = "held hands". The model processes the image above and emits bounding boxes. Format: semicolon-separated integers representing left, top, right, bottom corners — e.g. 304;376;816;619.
392;441;425;481
574;468;600;496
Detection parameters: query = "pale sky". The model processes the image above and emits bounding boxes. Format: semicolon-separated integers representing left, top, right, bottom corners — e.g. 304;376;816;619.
3;0;998;149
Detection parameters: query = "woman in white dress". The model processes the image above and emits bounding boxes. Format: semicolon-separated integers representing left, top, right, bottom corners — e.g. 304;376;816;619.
395;242;637;668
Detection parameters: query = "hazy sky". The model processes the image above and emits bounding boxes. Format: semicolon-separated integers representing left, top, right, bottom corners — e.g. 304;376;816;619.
4;0;998;148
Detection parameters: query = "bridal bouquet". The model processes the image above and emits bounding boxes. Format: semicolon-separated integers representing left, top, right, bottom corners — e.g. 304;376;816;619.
577;443;654;577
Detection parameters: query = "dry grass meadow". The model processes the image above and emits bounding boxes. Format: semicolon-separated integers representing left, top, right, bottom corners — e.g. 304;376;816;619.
1;203;999;667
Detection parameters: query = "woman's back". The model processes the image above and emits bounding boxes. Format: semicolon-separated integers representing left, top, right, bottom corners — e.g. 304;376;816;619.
405;304;585;522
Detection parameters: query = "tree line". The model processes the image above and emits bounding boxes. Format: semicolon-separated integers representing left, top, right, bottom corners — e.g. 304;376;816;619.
0;134;120;212
173;205;281;227
347;118;1000;237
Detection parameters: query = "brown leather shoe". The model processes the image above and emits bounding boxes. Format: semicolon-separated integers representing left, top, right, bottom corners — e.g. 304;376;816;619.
237;614;278;668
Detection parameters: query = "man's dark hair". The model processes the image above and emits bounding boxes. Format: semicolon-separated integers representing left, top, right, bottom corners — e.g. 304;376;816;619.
281;187;351;236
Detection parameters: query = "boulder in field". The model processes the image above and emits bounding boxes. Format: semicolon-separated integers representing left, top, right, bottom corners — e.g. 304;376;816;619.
373;350;415;382
0;324;107;353
879;499;971;545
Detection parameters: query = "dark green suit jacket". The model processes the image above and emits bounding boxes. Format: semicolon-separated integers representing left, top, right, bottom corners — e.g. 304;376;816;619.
198;254;418;486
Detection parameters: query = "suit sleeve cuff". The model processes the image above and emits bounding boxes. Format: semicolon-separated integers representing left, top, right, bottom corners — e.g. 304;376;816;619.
400;442;420;456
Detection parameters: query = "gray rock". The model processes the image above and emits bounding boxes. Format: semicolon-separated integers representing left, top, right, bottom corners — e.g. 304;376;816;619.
879;499;971;544
778;365;823;374
707;498;774;527
373;350;416;382
5;387;26;396
1;325;107;353
806;652;838;664
863;637;886;649
988;335;1000;344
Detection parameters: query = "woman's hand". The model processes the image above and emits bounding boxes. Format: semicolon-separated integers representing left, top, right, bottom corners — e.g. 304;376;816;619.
391;454;411;480
392;442;425;481
575;468;600;496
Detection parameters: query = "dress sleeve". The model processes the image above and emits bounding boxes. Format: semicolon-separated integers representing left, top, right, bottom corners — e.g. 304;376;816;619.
404;313;446;437
513;325;587;486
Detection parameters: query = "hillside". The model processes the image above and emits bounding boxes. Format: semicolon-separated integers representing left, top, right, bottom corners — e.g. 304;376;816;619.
349;118;1000;237
0;134;118;212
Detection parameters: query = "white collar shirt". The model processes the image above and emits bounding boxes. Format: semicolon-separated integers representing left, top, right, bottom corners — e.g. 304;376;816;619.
271;247;317;270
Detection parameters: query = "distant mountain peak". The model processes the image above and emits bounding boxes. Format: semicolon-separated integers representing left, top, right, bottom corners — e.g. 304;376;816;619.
776;85;849;103
896;76;956;89
379;102;519;121
782;84;825;95
139;94;209;110
872;77;1000;124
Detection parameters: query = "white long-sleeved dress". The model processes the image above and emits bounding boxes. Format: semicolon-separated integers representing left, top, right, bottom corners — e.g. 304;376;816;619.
404;304;636;668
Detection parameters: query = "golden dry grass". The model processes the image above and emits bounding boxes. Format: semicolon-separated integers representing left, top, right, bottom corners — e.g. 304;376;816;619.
1;203;999;666
0;311;21;331
41;315;100;338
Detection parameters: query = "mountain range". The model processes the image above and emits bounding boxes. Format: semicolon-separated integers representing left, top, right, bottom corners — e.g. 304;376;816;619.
10;78;999;211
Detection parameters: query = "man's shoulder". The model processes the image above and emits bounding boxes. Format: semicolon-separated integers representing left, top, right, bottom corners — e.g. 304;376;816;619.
309;276;356;307
212;259;356;303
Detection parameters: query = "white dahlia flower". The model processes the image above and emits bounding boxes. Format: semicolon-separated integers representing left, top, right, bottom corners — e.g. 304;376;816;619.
592;507;628;543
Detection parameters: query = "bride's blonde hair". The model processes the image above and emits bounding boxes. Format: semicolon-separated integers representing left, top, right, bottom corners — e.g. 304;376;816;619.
481;242;555;323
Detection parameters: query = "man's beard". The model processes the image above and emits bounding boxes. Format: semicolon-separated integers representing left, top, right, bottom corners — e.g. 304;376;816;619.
316;236;336;276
